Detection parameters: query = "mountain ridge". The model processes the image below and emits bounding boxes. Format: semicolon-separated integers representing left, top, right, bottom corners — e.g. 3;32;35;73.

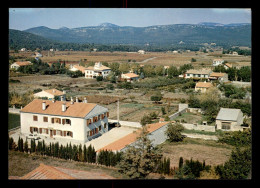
13;22;251;47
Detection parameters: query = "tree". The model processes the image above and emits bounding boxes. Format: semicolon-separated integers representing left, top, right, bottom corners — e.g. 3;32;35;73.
215;147;251;179
140;114;152;126
119;63;130;74
167;65;179;78
161;107;166;115
150;91;162;103
154;65;164;76
179;157;184;169
237;66;251;82
117;127;162;179
165;122;185;142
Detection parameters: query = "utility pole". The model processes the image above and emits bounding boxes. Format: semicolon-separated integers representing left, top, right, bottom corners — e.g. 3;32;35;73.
117;98;120;127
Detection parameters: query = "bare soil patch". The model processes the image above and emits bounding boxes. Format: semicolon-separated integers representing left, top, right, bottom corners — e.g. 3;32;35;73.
160;139;233;168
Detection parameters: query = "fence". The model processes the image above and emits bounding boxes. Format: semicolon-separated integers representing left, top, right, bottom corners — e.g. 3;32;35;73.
181;123;215;132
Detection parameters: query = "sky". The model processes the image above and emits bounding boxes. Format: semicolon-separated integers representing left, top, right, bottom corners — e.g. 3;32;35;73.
9;8;251;30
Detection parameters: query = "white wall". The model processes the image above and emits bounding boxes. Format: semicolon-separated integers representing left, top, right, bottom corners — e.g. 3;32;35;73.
21;112;86;142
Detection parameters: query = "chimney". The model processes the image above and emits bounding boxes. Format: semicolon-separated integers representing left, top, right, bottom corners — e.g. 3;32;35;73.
62;103;66;112
71;97;74;104
76;97;79;103
83;97;87;103
42;101;46;110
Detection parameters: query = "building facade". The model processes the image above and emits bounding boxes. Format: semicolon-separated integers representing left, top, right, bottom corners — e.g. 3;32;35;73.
212;59;224;66
195;82;213;93
215;108;244;131
85;62;111;79
10;61;32;70
121;73;139;82
20;99;109;143
184;69;212;79
33;89;66;101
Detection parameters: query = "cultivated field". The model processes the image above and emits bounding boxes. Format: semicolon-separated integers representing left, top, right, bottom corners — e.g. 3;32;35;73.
10;51;251;68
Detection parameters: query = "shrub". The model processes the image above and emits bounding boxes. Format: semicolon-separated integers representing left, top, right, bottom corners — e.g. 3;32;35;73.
96;76;103;81
165;123;185;142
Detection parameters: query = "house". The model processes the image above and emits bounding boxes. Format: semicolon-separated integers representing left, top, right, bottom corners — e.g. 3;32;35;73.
195;81;213;93
212;59;224;66
121;73;139;82
183;69;212;79
173;50;178;54
223;63;232;70
35;52;43;57
10;61;32;70
215;108;244;131
97;122;169;153
69;65;86;74
20;99;109;143
85;62;111;79
50;49;54;52
232;51;238;55
33;89;66;101
20;48;26;52
209;72;228;82
138;50;145;54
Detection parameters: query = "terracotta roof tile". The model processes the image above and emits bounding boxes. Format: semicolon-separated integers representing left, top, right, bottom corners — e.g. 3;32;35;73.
20;99;97;118
20;163;75;179
72;65;86;73
122;73;139;78
186;69;212;75
44;89;64;96
97;122;169;152
196;82;213;88
210;72;226;77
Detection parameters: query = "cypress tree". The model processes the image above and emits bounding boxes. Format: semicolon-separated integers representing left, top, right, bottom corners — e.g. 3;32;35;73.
42;140;46;156
68;143;72;160
78;144;83;162
72;144;78;161
59;144;63;159
9;137;14;150
166;158;170;175
51;143;55;157
179;157;184;169
17;137;21;151
83;145;87;162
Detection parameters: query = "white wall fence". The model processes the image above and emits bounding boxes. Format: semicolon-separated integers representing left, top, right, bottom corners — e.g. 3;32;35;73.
181;123;216;132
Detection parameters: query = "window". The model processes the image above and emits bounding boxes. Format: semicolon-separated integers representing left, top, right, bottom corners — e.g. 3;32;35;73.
87;131;90;137
187;74;190;76
98;115;100;120
43;117;48;122
104;123;107;129
33;127;38;132
56;130;62;136
99;125;101;131
33;115;38;121
221;122;231;130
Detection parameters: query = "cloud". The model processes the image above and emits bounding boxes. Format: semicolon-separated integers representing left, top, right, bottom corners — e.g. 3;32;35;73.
211;8;251;14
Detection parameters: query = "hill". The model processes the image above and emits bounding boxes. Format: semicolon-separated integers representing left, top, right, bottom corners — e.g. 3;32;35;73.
23;23;251;47
9;29;61;50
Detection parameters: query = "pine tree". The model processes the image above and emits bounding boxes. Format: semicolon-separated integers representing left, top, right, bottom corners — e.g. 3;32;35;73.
118;126;162;179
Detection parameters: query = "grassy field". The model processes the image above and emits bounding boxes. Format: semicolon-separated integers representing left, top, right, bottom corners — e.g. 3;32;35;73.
8;113;20;130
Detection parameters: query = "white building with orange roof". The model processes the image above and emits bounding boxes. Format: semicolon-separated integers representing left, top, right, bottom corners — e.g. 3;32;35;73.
121;72;139;82
195;81;213;93
97;122;169;153
69;65;86;74
212;59;224;66
20;99;109;143
10;61;32;70
85;62;111;79
209;72;228;82
33;89;66;101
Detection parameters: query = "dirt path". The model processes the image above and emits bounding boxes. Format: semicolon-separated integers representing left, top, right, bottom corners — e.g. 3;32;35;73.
138;57;157;63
